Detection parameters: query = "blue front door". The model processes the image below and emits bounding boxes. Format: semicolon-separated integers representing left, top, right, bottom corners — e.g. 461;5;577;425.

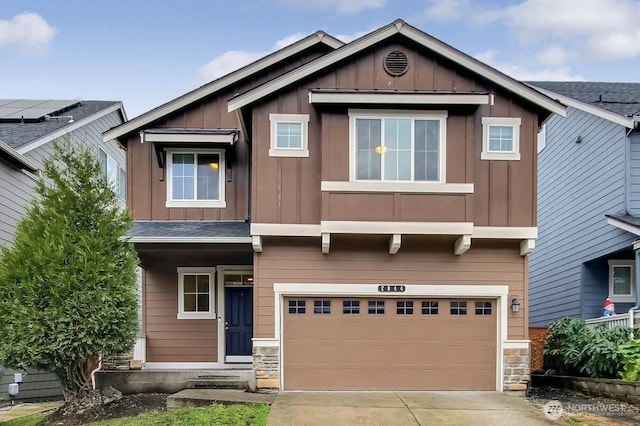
225;287;253;358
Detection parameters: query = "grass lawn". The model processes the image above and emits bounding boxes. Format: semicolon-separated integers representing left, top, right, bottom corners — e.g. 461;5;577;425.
1;404;269;426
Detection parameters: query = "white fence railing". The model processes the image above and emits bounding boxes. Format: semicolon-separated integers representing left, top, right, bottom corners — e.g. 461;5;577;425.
585;310;640;330
132;336;146;363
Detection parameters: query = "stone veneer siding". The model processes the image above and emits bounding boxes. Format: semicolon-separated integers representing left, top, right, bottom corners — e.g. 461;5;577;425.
253;344;279;389
503;346;531;391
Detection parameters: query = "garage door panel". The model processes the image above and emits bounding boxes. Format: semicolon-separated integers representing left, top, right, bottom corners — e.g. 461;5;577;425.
284;297;497;390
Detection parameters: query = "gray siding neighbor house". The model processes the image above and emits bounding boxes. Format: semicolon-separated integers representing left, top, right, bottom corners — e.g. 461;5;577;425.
528;82;640;326
0;99;126;402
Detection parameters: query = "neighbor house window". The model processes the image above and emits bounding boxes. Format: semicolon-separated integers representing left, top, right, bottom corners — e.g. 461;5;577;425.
118;167;126;201
450;301;467;315
166;150;225;208
481;117;521;161
349;110;447;183
609;260;635;303
98;148;119;190
177;267;215;319
269;113;310;157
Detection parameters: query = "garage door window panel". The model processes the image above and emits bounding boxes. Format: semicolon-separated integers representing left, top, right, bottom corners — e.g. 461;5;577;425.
450;301;467;315
397;300;414;315
289;300;306;314
343;300;360;314
368;300;385;314
422;300;438;315
475;301;492;315
314;300;331;314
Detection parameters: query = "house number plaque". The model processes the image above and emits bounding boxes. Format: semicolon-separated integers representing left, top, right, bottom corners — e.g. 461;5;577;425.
378;285;406;293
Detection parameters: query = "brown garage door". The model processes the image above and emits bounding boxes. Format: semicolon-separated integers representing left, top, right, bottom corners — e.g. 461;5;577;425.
283;297;497;390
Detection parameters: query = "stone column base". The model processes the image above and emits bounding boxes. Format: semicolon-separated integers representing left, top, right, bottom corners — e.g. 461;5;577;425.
503;341;531;392
253;339;280;390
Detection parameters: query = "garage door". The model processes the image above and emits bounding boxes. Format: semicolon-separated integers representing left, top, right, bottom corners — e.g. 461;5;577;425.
283;297;497;390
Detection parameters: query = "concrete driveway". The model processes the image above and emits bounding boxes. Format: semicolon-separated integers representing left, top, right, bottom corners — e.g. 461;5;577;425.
267;391;559;426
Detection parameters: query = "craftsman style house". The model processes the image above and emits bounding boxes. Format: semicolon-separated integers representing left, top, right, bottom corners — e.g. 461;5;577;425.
104;20;565;392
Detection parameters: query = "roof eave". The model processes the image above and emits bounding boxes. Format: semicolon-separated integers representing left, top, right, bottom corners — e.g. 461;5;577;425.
103;32;344;143
0;139;38;172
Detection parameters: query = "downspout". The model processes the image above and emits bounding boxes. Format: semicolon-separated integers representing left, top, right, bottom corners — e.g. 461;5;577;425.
628;120;640;327
90;356;102;391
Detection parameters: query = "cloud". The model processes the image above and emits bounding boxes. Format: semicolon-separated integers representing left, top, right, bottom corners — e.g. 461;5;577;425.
0;12;56;54
198;33;311;82
335;29;372;43
475;50;585;81
424;0;471;21
536;46;572;67
277;0;385;14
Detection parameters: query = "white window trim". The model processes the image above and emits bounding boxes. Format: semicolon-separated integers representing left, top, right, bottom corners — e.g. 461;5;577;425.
348;109;448;184
177;267;216;319
269;113;310;157
481;117;521;161
118;166;126;201
165;148;226;208
608;260;636;303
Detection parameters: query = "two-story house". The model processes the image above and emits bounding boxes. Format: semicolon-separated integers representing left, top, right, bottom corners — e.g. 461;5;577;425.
0;99;127;402
104;20;565;392
528;82;640;326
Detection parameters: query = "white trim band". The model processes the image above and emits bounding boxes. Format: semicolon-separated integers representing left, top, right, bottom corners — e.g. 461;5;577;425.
321;221;474;235
251;223;322;237
144;133;236;144
473;226;538;239
321;181;474;194
252;338;280;348
309;92;492;105
503;340;530;349
607;216;640;237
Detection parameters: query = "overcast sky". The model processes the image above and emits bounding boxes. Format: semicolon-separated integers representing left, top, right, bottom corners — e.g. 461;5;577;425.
2;0;640;118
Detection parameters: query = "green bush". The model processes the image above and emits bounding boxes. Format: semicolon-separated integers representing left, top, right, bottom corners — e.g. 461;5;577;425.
544;317;632;378
617;339;640;381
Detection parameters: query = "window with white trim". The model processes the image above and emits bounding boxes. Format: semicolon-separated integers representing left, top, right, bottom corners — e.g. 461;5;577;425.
99;148;126;202
118;167;126;201
177;267;215;319
481;117;521;161
166;150;225;208
350;110;447;183
269;113;309;157
609;260;635;303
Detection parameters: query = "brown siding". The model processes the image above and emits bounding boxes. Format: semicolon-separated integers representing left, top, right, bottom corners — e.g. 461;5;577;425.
251;39;538;227
254;237;526;340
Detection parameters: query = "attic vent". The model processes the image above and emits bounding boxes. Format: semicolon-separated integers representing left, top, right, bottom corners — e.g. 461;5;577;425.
384;50;409;76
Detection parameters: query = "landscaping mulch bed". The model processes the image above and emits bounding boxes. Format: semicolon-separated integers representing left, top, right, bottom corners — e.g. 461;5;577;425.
529;387;640;425
41;393;168;425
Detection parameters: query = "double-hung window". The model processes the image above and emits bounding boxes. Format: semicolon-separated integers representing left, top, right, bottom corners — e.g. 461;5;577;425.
609;260;635;303
350;111;446;183
166;150;226;208
481;117;521;161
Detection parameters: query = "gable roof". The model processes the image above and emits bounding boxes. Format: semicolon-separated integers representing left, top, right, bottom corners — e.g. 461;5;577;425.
103;31;344;142
0;138;38;172
227;20;566;117
528;82;640;128
0;100;124;153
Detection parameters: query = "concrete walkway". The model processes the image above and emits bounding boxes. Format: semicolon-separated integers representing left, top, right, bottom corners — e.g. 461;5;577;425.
267;391;559;426
0;401;62;423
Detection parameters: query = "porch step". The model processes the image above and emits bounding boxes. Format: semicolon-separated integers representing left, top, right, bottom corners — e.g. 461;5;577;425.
187;377;248;390
167;389;275;408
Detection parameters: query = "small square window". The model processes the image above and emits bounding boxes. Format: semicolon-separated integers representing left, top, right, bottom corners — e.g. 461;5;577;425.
177;267;215;320
289;300;306;314
269;114;310;157
368;300;385;315
422;300;439;315
314;300;331;314
475;301;492;315
343;300;360;314
397;300;414;315
481;117;521;161
450;301;467;315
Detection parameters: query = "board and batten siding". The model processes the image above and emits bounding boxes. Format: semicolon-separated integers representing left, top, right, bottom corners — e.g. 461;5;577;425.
529;106;636;326
255;237;526;340
628;132;640;215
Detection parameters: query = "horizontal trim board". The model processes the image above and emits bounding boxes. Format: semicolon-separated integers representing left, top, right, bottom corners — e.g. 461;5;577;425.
321;181;474;194
251;223;321;237
503;340;531;349
607;217;640;237
473;226;538;239
128;236;252;243
144;133;236;143
252;338;280;347
309;92;491;105
274;283;509;298
320;221;474;235
104;33;343;142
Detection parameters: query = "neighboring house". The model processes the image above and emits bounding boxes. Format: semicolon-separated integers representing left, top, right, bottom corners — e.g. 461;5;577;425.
528;82;640;326
104;20;564;392
0;99;127;402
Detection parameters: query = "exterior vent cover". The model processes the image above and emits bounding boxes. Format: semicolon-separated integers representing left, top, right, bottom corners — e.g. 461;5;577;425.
384;50;409;76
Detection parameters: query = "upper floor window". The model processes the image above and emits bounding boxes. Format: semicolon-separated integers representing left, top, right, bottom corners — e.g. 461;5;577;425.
166;150;226;208
98;147;126;202
349;110;446;183
481;117;521;161
609;260;635;303
269;113;309;157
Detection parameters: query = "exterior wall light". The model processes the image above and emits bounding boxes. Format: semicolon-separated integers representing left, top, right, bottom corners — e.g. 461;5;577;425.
511;298;521;313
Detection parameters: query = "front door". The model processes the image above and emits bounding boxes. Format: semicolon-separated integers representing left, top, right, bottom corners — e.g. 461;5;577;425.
225;287;253;362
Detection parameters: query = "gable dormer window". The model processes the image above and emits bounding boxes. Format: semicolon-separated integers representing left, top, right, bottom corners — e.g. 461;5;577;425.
166;149;226;208
481;117;521;161
269;113;310;157
349;110;447;183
